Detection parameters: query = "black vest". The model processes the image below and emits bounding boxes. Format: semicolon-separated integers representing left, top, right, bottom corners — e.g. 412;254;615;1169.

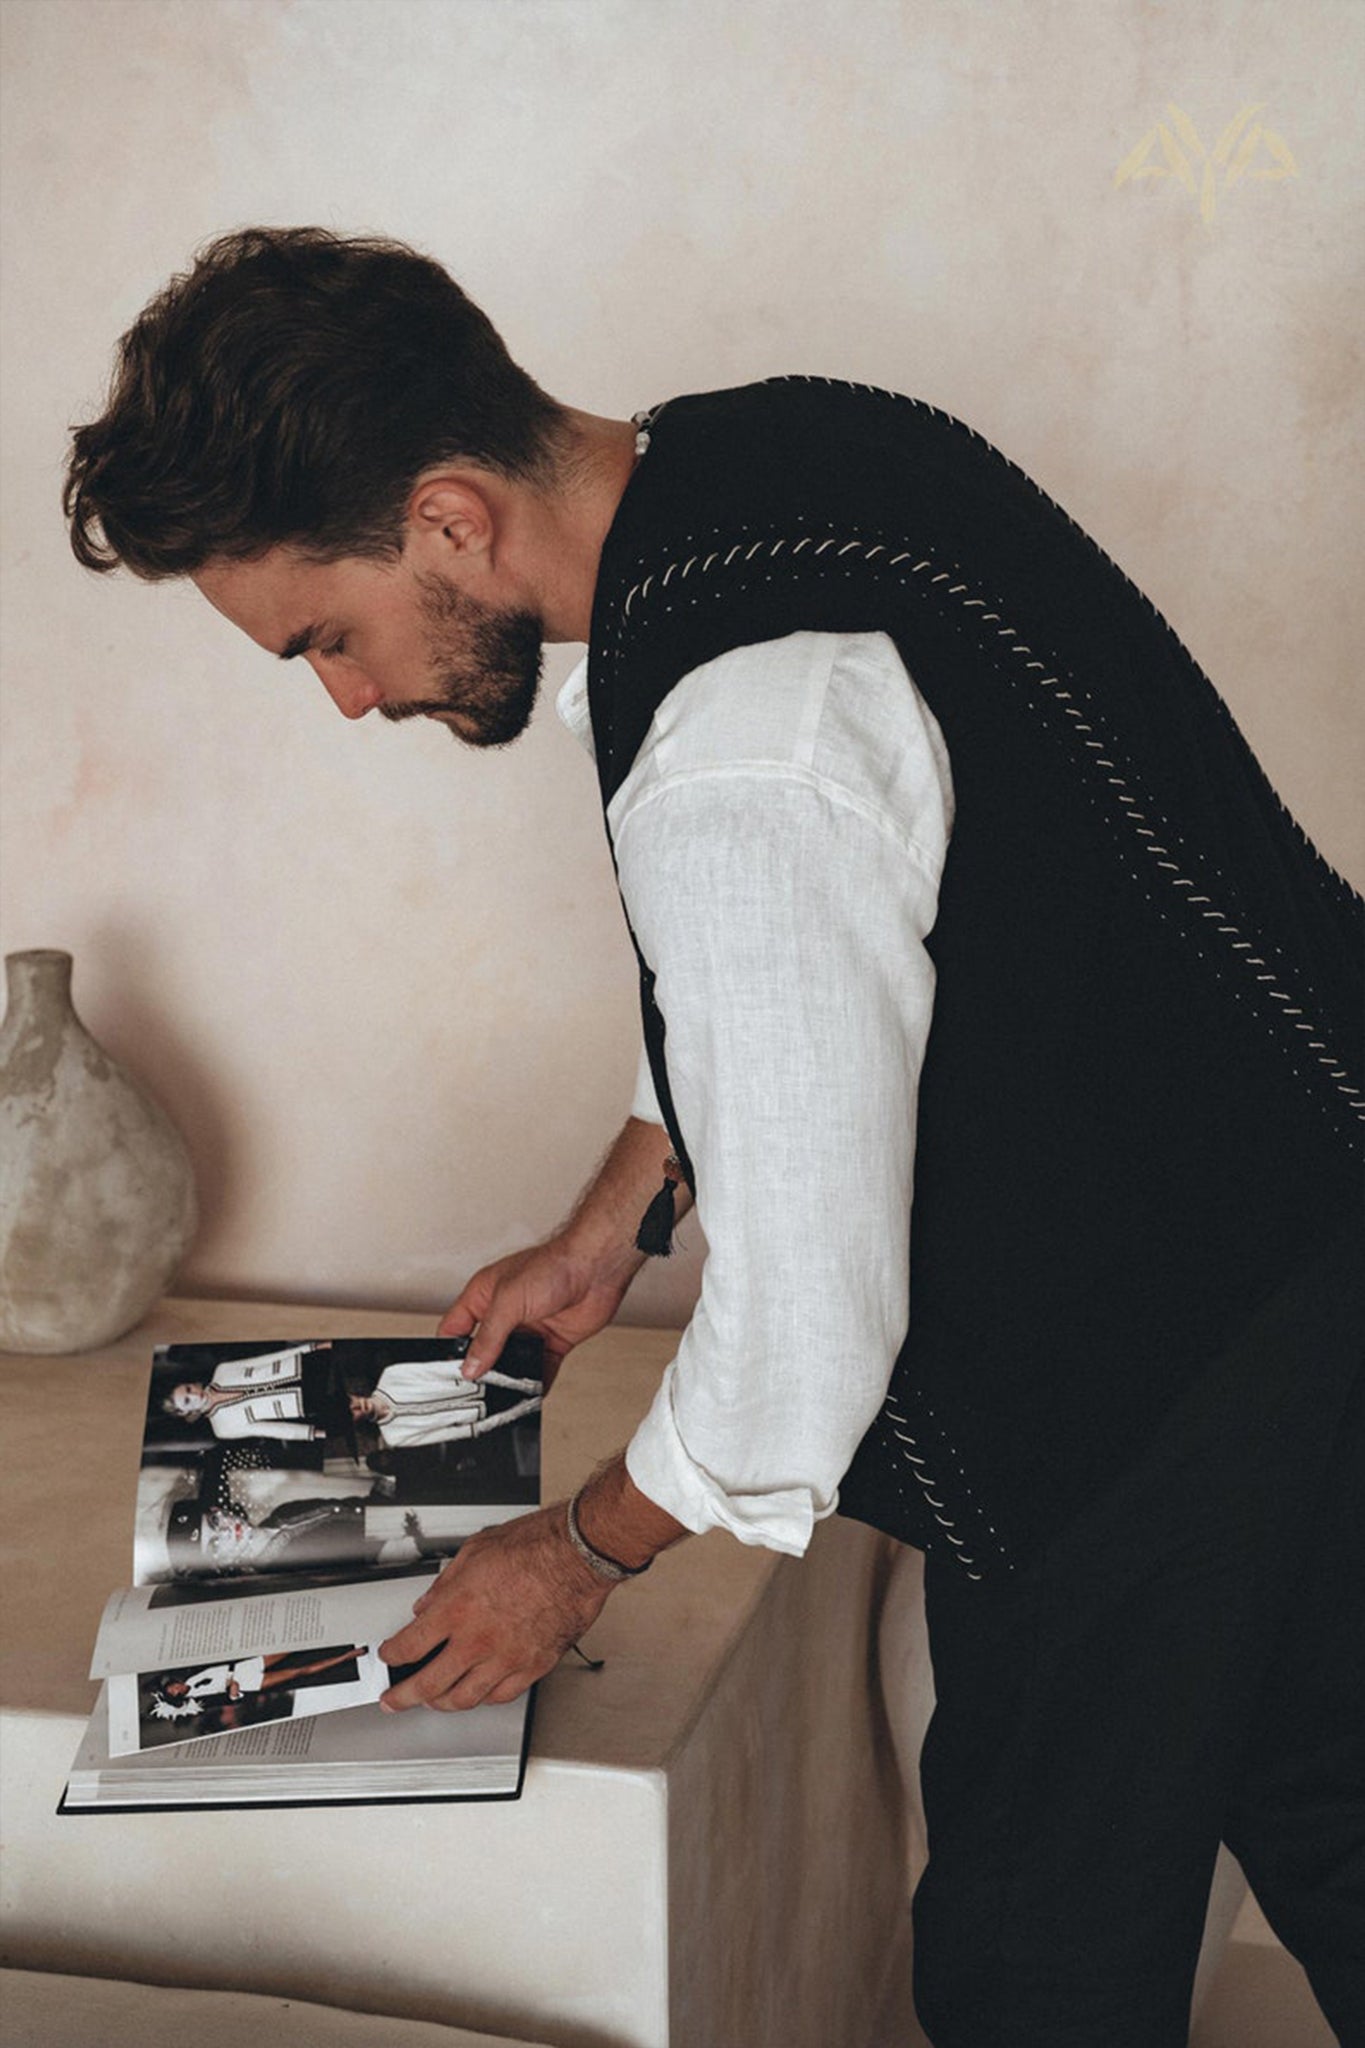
586;378;1364;1578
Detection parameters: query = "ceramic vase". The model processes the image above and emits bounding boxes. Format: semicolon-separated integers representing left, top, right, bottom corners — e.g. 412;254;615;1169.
0;949;198;1352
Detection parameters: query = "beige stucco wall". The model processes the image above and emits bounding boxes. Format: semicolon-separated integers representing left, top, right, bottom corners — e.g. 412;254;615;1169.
2;0;1361;1322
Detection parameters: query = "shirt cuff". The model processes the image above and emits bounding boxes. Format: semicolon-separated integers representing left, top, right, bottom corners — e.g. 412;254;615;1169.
624;1357;834;1556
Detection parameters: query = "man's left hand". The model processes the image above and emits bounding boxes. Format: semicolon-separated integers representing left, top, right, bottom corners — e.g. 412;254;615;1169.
378;1504;613;1712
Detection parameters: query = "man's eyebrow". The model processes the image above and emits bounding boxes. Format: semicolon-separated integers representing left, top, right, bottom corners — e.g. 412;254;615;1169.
278;625;321;661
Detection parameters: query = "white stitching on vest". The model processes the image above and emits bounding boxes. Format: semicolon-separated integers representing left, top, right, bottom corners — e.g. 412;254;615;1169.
886;1397;985;1575
617;527;1364;1126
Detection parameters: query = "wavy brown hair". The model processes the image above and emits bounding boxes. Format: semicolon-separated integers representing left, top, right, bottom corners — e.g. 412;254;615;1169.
64;226;569;579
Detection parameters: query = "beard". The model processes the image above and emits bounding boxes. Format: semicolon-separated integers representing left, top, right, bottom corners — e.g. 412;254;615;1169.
377;570;545;748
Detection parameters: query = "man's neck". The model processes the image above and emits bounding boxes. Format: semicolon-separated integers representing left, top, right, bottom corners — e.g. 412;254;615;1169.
533;410;640;644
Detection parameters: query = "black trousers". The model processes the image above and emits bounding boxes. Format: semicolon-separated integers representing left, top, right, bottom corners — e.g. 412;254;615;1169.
912;1212;1365;2048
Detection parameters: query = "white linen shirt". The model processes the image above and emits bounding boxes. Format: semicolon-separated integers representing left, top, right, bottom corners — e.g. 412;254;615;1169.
556;630;953;1554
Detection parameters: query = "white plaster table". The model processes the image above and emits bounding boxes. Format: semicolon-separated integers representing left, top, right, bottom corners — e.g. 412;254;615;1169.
0;1299;909;2048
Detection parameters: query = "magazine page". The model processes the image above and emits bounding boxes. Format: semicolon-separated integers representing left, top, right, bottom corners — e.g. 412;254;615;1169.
90;1564;440;1679
133;1334;542;1587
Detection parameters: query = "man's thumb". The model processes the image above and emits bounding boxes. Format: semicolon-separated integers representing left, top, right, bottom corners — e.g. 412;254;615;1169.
462;1308;513;1378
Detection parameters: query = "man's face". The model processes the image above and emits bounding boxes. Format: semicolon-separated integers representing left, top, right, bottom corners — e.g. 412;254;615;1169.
193;548;544;748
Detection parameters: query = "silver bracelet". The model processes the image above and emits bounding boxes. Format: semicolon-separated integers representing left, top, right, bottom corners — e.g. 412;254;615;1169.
565;1486;652;1582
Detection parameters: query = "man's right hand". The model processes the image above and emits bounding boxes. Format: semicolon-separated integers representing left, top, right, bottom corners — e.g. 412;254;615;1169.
436;1116;691;1389
438;1234;642;1390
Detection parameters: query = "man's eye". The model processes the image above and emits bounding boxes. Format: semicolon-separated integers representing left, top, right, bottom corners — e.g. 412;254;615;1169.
320;637;347;659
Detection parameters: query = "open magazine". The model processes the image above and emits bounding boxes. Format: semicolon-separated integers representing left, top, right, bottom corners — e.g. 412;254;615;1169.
61;1334;543;1812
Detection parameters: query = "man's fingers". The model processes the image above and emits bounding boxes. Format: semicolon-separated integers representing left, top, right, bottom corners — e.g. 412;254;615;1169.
483;1668;537;1706
380;1639;467;1710
382;1645;493;1713
381;1656;466;1713
378;1606;448;1672
384;1654;539;1715
428;1660;507;1713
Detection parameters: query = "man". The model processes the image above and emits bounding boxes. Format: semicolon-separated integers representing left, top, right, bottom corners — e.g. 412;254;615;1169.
65;227;1362;2046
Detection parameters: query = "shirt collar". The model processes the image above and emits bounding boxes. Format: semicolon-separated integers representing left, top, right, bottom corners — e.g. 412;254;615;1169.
555;656;595;758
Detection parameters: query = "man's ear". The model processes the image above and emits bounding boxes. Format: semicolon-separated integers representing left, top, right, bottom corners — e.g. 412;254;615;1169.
406;475;497;567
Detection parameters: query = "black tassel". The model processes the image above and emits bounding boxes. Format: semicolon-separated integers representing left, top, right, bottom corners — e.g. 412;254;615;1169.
635;1155;682;1257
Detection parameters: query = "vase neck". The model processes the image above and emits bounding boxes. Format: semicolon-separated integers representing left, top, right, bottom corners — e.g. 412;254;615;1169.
4;949;75;1025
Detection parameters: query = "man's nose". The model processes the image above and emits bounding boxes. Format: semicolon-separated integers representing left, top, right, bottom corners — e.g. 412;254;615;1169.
310;658;382;720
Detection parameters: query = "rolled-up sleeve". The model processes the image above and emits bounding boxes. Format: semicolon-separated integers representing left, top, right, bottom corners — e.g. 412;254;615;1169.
611;632;950;1553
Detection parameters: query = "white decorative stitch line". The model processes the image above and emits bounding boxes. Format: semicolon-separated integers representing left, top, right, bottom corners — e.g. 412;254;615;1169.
614;521;1365;1130
763;376;1361;913
886;1397;984;1577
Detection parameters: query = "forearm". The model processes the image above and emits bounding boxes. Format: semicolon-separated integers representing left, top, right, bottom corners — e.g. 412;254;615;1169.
572;1449;690;1571
562;1114;693;1274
